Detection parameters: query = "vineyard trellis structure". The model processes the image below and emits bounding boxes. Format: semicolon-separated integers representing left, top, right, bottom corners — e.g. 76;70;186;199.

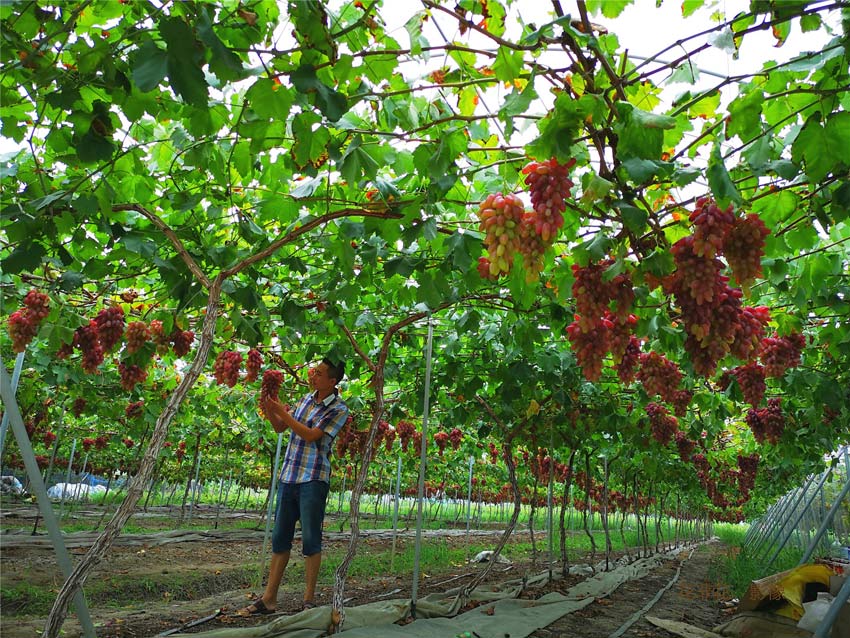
1;1;849;637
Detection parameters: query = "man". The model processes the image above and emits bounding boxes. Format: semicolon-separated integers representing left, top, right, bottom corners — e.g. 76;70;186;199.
239;357;349;615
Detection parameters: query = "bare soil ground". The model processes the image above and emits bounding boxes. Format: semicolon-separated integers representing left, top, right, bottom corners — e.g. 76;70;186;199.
1;504;731;638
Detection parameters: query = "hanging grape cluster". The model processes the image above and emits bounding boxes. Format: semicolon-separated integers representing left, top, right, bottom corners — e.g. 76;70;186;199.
646;402;679;445
433;431;449;456
396;419;417;453
745;397;785;444
663;198;772;377
213;351;243;387
94;306;125;352
448;427;463;451
674;431;696;462
245;349;263;383
731;362;766;407
760;333;805;378
7;290;51;352
118;362;147;391
476;158;576;282
260;369;283;401
125;321;151;354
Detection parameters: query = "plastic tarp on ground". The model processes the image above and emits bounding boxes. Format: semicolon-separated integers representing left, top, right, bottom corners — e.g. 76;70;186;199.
174;544;699;638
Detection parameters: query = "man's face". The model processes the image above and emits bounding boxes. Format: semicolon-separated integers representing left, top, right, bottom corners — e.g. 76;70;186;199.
311;362;336;392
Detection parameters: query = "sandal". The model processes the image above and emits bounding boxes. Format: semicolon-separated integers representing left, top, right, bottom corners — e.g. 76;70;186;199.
237;598;275;616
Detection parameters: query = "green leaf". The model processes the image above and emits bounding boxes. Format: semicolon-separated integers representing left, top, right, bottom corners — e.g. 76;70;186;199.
726;89;764;141
290;65;348;122
196;7;246;82
618;203;648;234
245;78;293;120
445;231;476;272
667;62;699;85
404;13;428;56
681;0;705;17
621;158;673;182
707;144;742;206
792;113;850;182
1;242;45;273
288;0;336;62
74;129;115;163
160;17;208;106
500;80;537;119
493;46;523;82
131;40;168;92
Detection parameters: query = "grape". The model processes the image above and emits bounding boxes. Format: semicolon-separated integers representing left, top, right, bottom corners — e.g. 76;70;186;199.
72;397;87;417
213;350;242;387
571;260;614;330
723;213;770;290
732;363;766;407
125;321;151;354
760;333;805;378
82;438;95;451
448;427;463;451
56;342;74;359
123;437;135;449
396;419;417;453
745;397;784;444
646;402;678;445
118;362;148;391
23;290;50;321
477;257;498;280
670;389;693;417
125;400;144;419
43;431;57;447
172;330;194;357
477;192;525;276
607;312;637;364
730;306;770;361
521;157;576;241
667;236;725;305
245;349;263;383
637;351;682;403
566;315;609;381
434;431;449;456
8;311;38;352
615;335;641;384
149;320;172;354
95;306;125;352
73;320;104;374
94;435;109;450
675;431;695;462
260;369;283;401
384;427;396;452
689;197;735;259
516;213;548;282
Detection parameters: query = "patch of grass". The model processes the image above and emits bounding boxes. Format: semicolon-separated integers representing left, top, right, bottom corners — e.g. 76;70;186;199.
0;582;58;615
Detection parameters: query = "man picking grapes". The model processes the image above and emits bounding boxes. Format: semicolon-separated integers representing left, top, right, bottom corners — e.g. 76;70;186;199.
238;357;348;615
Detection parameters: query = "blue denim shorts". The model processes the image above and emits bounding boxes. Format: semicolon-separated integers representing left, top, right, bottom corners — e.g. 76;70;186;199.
271;480;329;556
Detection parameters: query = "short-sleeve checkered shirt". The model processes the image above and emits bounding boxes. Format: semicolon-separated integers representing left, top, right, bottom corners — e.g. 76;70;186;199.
278;390;348;484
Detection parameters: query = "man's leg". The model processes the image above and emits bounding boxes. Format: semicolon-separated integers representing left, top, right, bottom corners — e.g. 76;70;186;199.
300;480;330;605
303;552;321;603
261;550;291;606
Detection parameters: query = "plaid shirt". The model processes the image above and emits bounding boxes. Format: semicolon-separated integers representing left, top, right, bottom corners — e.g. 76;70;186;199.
279;390;348;484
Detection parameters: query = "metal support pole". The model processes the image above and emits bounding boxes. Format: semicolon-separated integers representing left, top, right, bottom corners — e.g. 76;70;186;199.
0;360;96;638
59;438;78;519
813;572;850;638
0;351;25;468
186;450;202;525
764;468;834;572
751;479;812;557
260;433;284;574
799;448;850;565
748;491;795;552
411;316;434;619
390;454;402;571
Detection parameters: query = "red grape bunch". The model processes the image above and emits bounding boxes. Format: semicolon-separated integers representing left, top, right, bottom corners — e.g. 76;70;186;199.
7;289;51;352
477;192;525;277
730;306;770;361
606;311;637;364
245;349;263;383
737;453;759;492
516;213;548;282
125;401;144;419
118;362;148;391
731;363;766;407
571;260;615;331
171;329;194;357
433;431;450;456
722;213;770;291
396;420;417;453
615;335;641;384
448;427;463;451
72;397;87;417
213;350;243;387
95;306;125;352
73;320;104;374
149;320;172;355
636;351;682;403
745;397;785;444
477;257;499;281
645;402;679;445
566;316;610;381
260;369;283;401
759;333;805;378
674;431;695;462
125;321;151;354
689;197;735;259
521;157;576;242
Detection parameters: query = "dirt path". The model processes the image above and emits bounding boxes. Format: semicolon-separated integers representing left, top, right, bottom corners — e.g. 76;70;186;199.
528;541;731;638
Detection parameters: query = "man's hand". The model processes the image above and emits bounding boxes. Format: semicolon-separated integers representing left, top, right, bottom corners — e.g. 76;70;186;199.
260;397;289;433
